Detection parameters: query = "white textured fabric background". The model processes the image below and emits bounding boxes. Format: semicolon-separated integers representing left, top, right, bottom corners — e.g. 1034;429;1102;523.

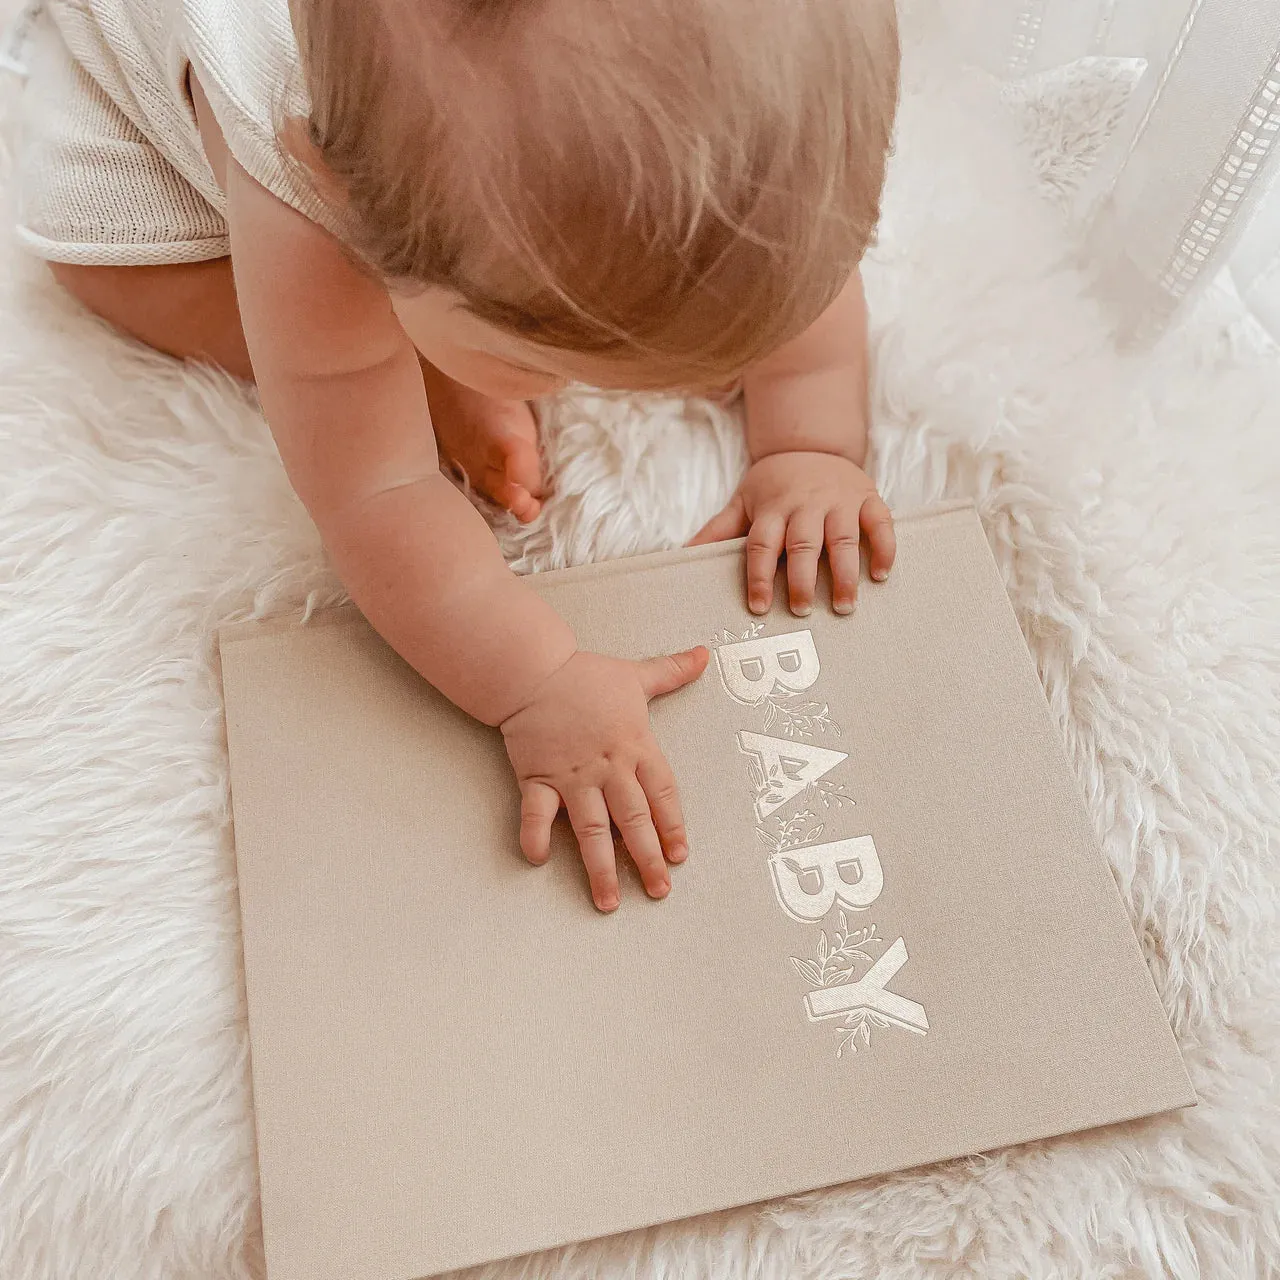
2;7;1279;1280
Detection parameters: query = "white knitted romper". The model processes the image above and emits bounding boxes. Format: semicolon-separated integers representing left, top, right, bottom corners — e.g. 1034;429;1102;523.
8;0;326;265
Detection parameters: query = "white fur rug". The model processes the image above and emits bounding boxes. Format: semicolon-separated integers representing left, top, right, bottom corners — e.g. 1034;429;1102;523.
2;11;1278;1280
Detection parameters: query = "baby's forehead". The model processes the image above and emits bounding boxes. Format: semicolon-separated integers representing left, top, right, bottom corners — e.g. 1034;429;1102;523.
418;292;752;393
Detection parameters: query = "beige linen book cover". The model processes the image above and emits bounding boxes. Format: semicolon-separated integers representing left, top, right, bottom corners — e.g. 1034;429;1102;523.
219;501;1194;1280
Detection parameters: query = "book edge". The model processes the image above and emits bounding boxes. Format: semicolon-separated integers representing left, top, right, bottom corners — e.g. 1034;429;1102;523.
217;499;978;649
947;516;1198;1105
418;1086;1198;1280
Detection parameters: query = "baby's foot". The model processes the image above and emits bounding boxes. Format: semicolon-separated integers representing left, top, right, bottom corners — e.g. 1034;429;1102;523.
420;363;545;522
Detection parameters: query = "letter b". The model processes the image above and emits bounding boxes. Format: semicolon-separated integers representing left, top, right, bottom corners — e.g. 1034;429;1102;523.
715;630;821;705
769;835;884;922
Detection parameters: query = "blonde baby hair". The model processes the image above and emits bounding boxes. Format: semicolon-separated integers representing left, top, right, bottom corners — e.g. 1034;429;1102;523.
288;0;899;384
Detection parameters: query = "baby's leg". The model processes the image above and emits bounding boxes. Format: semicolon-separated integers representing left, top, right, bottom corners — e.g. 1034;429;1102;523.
49;257;253;381
419;359;544;523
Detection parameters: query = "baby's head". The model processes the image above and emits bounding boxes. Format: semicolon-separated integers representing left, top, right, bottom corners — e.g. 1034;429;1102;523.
288;0;898;398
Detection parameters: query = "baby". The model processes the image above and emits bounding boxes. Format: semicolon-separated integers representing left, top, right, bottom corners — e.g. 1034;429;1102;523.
15;0;900;911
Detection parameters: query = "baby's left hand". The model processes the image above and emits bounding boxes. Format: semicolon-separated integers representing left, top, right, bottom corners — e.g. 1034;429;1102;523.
690;451;895;616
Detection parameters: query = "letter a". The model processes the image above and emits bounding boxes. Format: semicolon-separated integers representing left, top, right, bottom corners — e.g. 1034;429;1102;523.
739;731;848;819
768;835;884;921
715;630;821;705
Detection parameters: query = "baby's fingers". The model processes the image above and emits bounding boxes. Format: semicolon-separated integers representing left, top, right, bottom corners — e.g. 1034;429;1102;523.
785;509;825;616
519;780;561;865
635;646;710;700
861;493;896;582
604;775;670;900
690;492;748;546
637;753;689;866
825;506;862;614
566;788;622;912
746;512;787;614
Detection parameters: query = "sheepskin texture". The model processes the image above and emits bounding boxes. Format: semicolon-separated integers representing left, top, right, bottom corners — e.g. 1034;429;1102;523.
2;9;1279;1280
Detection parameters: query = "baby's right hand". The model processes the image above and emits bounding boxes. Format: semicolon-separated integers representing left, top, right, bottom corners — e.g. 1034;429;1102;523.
500;647;709;911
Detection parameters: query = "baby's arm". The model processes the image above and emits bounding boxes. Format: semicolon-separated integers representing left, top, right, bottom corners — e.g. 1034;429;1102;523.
693;270;895;614
226;159;575;723
743;268;873;467
224;159;705;908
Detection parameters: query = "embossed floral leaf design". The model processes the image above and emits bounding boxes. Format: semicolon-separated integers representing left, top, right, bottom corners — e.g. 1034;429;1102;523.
789;916;882;990
789;919;897;1057
789;956;825;986
748;758;794;811
783;916;890;1060
755;809;822;855
836;1009;893;1058
708;620;767;647
762;691;842;740
805;778;855;810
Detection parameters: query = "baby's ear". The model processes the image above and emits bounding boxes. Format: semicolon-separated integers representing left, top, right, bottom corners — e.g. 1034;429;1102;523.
279;116;350;210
